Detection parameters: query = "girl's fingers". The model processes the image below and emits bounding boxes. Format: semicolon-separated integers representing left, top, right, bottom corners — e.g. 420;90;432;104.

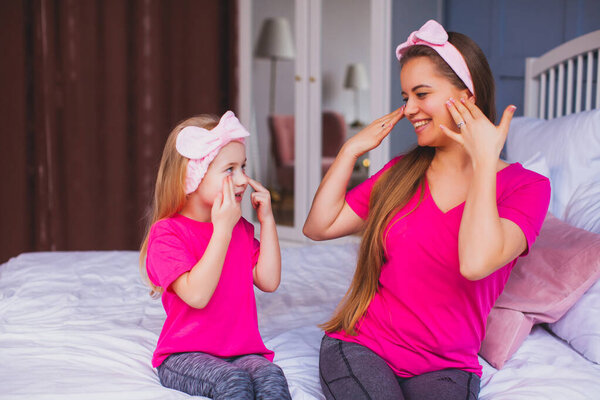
228;176;235;202
439;124;464;145
251;192;259;208
212;192;223;211
498;105;517;134
221;177;232;204
247;178;267;192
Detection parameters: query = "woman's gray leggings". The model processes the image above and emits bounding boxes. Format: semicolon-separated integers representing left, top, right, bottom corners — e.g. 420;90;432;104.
319;335;480;400
157;352;291;400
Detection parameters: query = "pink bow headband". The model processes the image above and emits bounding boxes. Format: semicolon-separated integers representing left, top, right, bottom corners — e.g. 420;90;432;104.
176;110;250;194
396;20;474;96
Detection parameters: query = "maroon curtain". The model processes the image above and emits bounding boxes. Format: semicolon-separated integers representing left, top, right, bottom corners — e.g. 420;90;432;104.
1;0;238;263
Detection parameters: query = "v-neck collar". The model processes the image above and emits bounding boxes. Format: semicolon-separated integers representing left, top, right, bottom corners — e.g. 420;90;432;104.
425;162;518;215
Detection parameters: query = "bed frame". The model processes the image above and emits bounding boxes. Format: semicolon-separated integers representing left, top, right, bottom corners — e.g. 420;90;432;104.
524;30;600;119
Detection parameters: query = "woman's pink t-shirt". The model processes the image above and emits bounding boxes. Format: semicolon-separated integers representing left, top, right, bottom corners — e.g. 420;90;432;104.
146;214;274;368
328;156;550;377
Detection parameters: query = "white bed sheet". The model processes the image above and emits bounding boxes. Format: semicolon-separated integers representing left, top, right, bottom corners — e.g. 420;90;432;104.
1;244;599;399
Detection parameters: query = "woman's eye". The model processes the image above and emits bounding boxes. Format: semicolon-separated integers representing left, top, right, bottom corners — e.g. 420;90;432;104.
416;92;427;98
402;97;408;103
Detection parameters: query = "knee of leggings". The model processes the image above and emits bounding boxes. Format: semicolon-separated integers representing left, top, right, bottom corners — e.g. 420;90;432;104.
213;369;254;399
252;364;291;399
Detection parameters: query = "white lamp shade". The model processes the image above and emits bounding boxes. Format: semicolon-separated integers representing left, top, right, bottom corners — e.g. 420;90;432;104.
344;63;369;90
254;17;295;60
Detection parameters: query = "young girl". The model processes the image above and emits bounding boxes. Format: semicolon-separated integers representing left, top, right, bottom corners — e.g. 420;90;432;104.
139;111;291;400
304;20;550;399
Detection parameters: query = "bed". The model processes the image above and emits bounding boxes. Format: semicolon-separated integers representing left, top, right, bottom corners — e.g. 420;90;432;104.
2;31;600;400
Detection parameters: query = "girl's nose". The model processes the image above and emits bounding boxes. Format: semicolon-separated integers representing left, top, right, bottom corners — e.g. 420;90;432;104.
233;170;249;187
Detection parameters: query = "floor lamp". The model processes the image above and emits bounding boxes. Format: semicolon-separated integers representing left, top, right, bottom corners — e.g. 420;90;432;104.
344;63;369;128
254;17;295;115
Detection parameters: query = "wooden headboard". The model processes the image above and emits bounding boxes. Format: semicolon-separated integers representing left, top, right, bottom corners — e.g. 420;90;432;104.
524;30;600;119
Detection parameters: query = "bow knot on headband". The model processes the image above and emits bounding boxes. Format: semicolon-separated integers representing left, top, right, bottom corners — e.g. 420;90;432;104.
395;19;474;96
176;110;250;194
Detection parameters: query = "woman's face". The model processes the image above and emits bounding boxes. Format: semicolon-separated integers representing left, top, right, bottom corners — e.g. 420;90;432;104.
400;56;471;147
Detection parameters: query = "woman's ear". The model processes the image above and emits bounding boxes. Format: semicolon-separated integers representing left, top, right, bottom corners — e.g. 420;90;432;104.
458;88;473;101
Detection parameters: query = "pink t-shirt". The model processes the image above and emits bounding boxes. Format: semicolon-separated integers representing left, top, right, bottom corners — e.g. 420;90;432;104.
146;214;274;368
328;156;550;377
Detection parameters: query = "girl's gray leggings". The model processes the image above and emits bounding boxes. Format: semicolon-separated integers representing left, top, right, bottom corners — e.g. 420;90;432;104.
157;352;292;400
319;335;480;400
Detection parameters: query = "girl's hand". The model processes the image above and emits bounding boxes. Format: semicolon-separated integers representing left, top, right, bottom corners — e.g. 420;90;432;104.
211;176;242;234
342;106;405;158
248;178;274;224
441;97;516;167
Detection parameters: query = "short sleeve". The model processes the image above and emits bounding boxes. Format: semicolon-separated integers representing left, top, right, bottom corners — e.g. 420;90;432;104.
346;156;402;220
498;167;551;255
146;223;197;290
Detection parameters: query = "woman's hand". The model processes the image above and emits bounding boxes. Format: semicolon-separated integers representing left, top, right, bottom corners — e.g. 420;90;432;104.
211;176;242;234
248;178;274;225
440;97;516;167
342;106;405;159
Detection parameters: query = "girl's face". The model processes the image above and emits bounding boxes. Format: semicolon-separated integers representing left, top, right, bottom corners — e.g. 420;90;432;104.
194;141;248;208
400;56;471;147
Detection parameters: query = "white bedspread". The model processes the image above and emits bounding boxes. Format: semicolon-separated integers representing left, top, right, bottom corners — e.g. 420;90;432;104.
1;244;599;399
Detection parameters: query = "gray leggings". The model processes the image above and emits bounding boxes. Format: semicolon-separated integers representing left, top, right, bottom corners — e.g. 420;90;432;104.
157;352;291;400
319;335;480;400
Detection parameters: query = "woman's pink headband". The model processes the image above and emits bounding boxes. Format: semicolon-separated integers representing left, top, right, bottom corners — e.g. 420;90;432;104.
176;110;249;194
396;20;474;96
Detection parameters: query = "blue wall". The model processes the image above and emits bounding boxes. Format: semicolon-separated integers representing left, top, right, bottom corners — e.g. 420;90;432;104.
389;0;600;155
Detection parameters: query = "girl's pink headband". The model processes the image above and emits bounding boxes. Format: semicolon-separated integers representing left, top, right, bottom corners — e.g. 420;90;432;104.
176;110;249;194
396;20;475;96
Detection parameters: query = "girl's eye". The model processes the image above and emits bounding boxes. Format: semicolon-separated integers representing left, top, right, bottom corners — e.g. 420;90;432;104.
225;167;233;174
241;164;246;171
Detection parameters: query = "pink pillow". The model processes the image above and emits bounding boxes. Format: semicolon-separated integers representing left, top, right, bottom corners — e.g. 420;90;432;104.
479;213;600;369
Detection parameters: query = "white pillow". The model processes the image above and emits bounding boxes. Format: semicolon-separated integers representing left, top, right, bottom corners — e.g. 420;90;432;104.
505;110;600;218
519;151;551;178
563;180;600;234
549;278;600;364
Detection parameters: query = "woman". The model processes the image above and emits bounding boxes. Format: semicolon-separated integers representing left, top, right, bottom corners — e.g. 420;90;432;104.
303;20;550;400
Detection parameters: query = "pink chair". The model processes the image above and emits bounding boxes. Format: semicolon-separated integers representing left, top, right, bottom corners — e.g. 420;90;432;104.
268;111;347;192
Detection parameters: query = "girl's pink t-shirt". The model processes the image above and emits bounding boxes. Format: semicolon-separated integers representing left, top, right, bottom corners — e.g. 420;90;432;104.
328;156;550;377
146;214;274;368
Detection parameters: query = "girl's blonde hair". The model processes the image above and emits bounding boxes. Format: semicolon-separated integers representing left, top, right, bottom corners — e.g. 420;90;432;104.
321;32;496;335
139;115;219;298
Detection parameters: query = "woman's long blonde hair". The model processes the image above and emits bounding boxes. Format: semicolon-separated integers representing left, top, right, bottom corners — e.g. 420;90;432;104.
321;32;496;335
139;115;219;298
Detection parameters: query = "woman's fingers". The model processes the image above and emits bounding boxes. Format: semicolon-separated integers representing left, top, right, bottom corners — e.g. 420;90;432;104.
439;124;464;145
450;97;474;123
498;105;517;134
381;106;405;128
460;97;486;119
446;99;469;130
